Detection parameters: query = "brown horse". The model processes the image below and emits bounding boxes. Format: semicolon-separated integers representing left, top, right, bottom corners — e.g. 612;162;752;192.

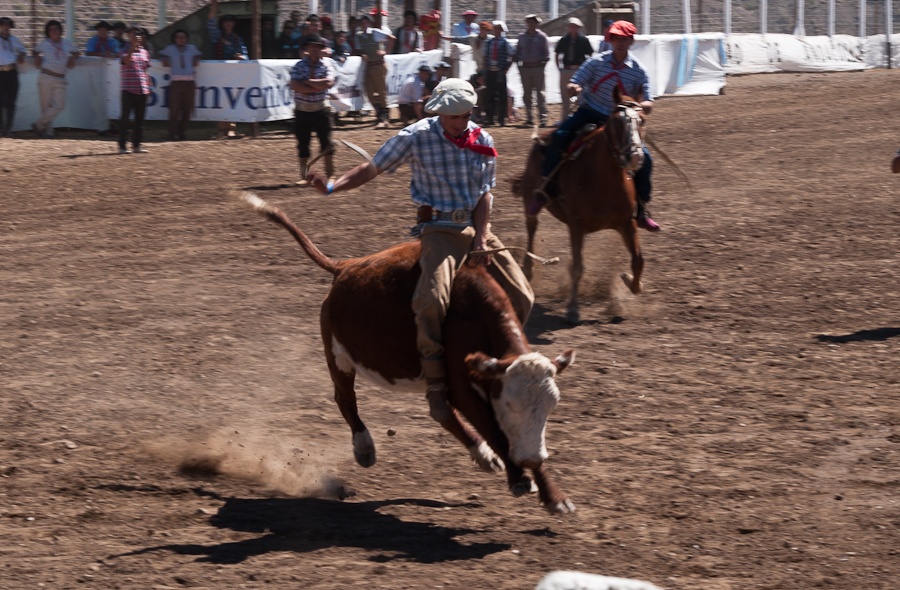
512;87;647;324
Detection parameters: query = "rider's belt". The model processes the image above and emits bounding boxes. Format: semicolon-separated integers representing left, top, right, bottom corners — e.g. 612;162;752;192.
417;205;471;224
0;64;16;72
40;68;65;78
521;61;544;68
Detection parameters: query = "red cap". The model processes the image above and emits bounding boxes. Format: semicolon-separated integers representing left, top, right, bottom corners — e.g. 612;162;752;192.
368;8;388;16
462;10;478;16
605;20;637;41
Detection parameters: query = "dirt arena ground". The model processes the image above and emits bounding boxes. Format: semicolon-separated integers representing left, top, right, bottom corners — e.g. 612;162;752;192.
1;70;898;590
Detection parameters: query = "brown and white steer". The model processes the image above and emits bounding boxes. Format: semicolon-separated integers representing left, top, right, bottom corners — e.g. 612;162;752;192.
243;193;576;513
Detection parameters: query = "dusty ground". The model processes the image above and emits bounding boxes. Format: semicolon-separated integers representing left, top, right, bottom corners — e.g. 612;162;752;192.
1;70;898;590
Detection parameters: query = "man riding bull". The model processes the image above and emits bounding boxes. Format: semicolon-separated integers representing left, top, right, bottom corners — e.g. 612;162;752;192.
532;20;660;232
309;78;534;422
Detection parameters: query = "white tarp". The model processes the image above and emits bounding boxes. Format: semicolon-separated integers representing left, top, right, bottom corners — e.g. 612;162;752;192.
724;33;886;74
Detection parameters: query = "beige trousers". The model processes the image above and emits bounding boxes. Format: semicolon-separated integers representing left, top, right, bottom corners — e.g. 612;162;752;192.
413;224;534;379
519;65;546;122
363;62;387;111
36;74;67;131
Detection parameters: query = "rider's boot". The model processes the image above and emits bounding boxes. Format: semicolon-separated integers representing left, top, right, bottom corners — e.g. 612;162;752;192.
296;158;309;187
422;359;452;424
636;200;661;232
529;176;554;216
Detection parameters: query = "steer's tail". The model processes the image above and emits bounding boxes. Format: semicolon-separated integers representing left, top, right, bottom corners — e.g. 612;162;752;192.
241;192;338;275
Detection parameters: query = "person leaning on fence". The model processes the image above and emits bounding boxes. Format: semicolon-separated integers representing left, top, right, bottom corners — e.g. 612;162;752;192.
452;9;479;37
554;17;594;122
117;27;152;154
517;14;550;127
483;21;513;127
307;77;534;416
443;20;491;73
32;19;79;138
85;21;120;58
354;11;395;128
291;34;336;187
397;64;432;124
0;16;27;137
159;29;202;141
207;0;247;139
532;20;660;231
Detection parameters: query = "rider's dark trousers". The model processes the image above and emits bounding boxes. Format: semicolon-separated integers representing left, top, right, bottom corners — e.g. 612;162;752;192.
541;105;653;204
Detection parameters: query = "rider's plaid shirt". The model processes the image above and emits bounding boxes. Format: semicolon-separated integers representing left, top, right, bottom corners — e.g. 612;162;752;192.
571;51;654;116
373;117;495;217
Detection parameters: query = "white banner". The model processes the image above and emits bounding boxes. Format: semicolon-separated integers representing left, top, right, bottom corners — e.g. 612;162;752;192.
724;33;872;74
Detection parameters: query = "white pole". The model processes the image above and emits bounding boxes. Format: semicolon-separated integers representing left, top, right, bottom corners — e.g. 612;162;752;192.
65;0;74;41
158;0;167;30
760;0;767;34
550;0;558;21
858;0;866;37
310;0;319;15
724;0;731;35
827;0;835;36
643;0;651;35
793;0;805;36
442;0;450;36
498;0;507;24
682;0;692;33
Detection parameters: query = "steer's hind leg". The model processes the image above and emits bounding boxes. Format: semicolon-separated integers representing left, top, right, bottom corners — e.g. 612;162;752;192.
328;360;375;467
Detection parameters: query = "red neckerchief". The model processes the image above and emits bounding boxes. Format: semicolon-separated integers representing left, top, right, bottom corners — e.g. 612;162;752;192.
590;58;627;95
443;126;498;157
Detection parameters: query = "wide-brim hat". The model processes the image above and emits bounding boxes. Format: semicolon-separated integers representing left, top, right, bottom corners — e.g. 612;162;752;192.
567;17;584;27
605;20;637;41
424;78;478;116
492;20;507;32
0;16;15;28
524;14;542;24
462;10;478;16
418;64;433;72
368;8;388;16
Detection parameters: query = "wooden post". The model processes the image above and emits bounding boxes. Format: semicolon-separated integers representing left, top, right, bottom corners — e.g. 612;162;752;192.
251;0;261;137
375;0;383;29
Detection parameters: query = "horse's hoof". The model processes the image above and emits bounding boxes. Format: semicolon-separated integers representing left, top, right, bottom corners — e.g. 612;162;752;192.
510;475;537;497
544;498;576;514
352;430;376;468
469;441;505;473
620;273;643;294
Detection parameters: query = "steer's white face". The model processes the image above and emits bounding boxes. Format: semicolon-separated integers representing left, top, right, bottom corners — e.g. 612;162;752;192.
490;352;561;468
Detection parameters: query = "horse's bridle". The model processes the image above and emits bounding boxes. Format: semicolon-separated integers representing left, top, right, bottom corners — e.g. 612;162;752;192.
605;101;645;171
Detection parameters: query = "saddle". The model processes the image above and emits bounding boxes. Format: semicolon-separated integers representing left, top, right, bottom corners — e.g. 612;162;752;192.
536;123;603;162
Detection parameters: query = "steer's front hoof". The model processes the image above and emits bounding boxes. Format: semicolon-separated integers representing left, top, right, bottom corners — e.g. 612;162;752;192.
509;475;537;497
352;430;376;467
544;497;576;514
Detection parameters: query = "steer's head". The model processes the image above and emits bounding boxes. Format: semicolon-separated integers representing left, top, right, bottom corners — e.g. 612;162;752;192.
466;350;575;468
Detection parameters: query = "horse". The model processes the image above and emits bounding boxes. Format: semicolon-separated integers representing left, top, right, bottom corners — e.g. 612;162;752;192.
512;87;647;324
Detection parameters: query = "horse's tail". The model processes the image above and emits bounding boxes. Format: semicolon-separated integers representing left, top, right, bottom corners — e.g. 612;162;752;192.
241;192;339;275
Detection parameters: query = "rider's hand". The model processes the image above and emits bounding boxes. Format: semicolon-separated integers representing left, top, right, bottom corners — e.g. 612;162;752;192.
470;236;492;267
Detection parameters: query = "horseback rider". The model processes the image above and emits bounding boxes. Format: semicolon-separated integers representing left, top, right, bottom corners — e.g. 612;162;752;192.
532;20;660;232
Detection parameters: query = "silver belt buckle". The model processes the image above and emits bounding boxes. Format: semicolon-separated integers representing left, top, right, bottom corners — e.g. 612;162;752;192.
450;209;468;223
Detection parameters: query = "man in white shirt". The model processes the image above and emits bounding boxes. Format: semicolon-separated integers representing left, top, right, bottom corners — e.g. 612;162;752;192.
33;19;79;138
397;64;432;124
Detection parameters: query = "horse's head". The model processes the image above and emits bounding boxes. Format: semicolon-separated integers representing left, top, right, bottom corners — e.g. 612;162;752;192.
607;87;646;171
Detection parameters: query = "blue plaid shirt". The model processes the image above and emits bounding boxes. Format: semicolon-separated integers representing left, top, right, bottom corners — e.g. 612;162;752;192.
290;56;336;106
373;117;496;220
571;51;654;115
484;36;514;70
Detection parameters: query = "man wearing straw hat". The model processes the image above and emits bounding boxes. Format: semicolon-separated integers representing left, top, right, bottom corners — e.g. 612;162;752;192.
309;78;533;415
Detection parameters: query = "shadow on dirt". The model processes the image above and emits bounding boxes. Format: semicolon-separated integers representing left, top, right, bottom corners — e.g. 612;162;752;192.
111;496;508;565
814;327;900;343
